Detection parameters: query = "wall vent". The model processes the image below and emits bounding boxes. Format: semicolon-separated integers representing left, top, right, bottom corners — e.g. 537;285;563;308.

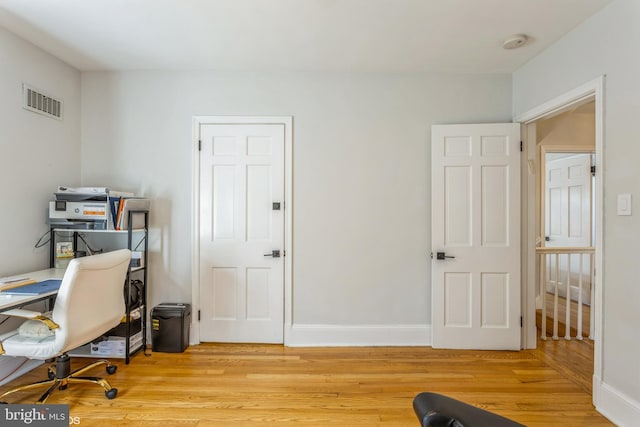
22;84;63;120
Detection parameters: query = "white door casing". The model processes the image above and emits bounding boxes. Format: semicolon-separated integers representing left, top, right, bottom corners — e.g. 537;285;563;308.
431;123;521;350
198;123;285;343
515;76;604;407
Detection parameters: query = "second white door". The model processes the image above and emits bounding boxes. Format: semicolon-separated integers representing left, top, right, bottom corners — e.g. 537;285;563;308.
199;123;285;343
431;123;521;350
545;153;592;248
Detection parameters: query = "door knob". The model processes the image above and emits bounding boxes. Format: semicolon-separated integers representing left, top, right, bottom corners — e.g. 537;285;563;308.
264;250;281;258
431;251;455;260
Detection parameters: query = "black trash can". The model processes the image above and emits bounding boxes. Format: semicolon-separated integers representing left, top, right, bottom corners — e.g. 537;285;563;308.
151;303;191;353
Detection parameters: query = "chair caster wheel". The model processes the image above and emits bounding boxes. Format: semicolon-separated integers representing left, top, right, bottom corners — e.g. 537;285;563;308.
48;371;55;380
105;388;118;399
59;384;68;391
106;365;117;375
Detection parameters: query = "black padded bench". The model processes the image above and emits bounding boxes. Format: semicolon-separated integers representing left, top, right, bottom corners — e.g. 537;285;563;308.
413;392;525;427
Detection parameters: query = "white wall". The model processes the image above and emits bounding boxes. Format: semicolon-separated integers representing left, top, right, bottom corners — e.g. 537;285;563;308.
513;0;640;424
0;25;80;385
80;71;512;343
0;26;81;277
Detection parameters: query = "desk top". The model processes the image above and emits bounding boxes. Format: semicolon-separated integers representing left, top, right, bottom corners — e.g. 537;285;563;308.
0;268;66;311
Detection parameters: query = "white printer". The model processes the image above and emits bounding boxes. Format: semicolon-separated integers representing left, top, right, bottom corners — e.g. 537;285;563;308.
48;187;109;229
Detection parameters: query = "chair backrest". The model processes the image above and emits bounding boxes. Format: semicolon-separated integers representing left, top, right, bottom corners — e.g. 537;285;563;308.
51;249;131;351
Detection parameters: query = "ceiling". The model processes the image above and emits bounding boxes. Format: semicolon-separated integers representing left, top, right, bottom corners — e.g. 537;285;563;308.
0;0;613;73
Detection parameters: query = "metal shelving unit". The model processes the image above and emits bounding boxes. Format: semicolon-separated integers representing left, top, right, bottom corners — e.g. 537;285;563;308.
49;209;149;364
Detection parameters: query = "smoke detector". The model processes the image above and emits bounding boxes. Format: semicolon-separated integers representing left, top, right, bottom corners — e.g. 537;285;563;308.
503;34;528;50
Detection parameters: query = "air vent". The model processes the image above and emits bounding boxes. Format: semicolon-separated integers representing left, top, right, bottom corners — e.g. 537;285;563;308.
22;84;63;120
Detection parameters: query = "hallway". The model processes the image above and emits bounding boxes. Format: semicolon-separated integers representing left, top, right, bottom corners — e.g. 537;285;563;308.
536;285;594;393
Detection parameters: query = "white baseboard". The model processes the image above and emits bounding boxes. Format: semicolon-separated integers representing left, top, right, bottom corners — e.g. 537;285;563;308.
285;324;431;347
594;377;640;426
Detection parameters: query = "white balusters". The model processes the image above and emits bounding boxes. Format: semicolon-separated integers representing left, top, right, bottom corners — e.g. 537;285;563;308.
564;253;571;340
540;255;547;340
576;254;583;340
536;247;595;341
553;253;559;340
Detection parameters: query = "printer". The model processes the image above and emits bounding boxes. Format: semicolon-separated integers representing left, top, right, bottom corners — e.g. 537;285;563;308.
48;187;109;229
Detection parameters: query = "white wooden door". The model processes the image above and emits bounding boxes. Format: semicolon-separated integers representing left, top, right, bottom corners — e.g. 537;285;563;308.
545;153;592;247
431;123;521;350
544;152;593;302
199;123;285;343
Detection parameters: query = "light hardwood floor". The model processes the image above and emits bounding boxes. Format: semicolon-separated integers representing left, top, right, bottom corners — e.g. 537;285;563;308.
0;342;611;426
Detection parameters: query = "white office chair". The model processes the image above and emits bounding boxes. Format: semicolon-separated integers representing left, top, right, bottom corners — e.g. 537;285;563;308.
0;249;131;403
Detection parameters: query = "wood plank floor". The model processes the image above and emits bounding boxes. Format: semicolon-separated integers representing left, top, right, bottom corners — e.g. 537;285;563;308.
0;343;611;426
533;292;596;400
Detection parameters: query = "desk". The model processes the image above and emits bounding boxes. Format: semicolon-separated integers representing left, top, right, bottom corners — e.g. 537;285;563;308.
0;268;66;313
0;268;66;386
2;265;144;364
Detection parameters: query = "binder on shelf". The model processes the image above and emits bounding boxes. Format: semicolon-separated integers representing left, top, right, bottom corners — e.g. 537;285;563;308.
115;198;126;229
109;197;121;229
117;198;150;230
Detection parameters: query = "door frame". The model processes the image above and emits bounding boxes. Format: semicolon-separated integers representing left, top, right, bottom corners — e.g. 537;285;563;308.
515;76;604;405
191;116;293;345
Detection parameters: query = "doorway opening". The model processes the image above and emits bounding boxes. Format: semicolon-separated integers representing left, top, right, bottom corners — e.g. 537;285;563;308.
537;105;596;342
518;76;604;404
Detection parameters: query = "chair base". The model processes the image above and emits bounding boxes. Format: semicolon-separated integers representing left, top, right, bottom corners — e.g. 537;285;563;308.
0;354;118;404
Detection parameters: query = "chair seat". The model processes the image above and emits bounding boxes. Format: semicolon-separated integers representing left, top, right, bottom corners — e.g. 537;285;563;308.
0;331;61;360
